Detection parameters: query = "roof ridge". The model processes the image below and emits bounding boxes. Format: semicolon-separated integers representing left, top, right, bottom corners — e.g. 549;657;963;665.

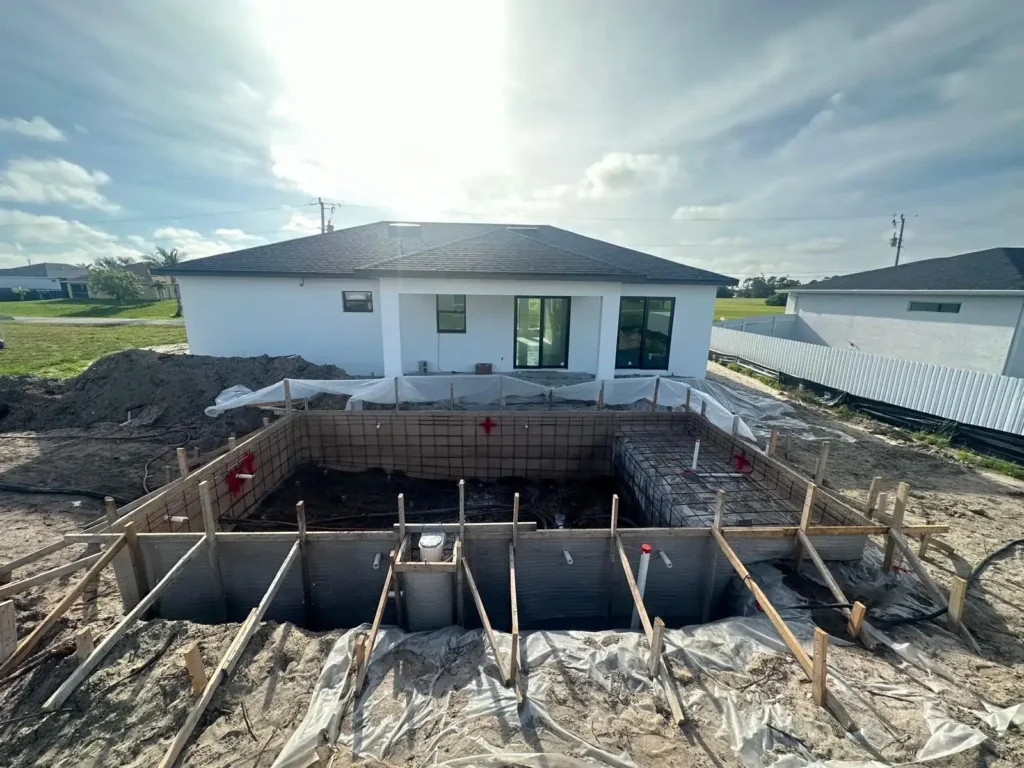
504;228;633;275
358;225;504;270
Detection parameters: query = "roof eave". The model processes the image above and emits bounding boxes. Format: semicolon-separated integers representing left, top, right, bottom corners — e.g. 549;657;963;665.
789;287;1024;295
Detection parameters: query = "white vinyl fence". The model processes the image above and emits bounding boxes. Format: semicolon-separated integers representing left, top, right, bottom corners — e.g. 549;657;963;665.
711;326;1024;436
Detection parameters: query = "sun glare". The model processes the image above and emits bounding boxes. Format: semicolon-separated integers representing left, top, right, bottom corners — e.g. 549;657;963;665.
253;0;510;215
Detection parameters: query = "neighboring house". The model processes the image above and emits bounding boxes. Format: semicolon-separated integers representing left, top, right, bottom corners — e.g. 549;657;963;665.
155;221;736;378
785;247;1024;377
0;262;89;299
0;261;164;301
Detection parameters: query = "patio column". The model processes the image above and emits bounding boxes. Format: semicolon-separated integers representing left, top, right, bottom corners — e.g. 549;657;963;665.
595;287;621;381
378;278;403;377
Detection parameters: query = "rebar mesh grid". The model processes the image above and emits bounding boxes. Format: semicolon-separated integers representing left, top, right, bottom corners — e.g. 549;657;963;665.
613;426;858;528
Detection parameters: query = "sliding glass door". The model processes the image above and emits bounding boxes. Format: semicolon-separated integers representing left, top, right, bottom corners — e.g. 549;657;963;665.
514;296;571;368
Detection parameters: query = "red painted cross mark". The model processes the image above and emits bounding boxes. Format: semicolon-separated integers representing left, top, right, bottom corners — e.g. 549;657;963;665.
479;417;497;435
732;450;753;474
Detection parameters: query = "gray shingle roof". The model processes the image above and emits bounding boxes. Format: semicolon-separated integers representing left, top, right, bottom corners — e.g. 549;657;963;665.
154;221;736;285
795;248;1024;292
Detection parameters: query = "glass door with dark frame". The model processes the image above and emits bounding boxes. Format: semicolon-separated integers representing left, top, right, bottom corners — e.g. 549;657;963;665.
615;297;675;370
514;296;571;368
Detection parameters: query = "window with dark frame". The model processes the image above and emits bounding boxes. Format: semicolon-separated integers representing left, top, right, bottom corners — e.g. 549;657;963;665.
437;294;467;333
615;297;675;370
342;291;373;312
908;301;961;314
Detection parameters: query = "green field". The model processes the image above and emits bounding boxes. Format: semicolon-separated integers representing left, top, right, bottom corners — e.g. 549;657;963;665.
0;323;187;378
0;298;179;319
713;298;785;321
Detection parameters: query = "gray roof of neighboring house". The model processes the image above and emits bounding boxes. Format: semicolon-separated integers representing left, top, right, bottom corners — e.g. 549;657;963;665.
153;221;737;285
0;262;88;279
794;247;1024;292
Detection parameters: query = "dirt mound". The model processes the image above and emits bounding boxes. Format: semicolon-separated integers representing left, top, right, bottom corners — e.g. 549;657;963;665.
0;349;348;433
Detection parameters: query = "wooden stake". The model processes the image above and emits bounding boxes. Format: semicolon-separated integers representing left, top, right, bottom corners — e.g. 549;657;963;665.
864;477;882;516
228;435;237;451
104;496;118;529
882;482;909;572
848;601;866;639
918;533;932;558
198;481;226;620
731;414;740;436
615;534;653;639
296;501;313;623
812;628;828;707
0;535;127;677
767;428;779;456
648;617;665;676
262;416;270;428
651;377;660;411
700;400;708;418
684;386;691;412
163;465;172;486
512;492;520;551
192;447;200;462
813;441;831;486
397;493;406;545
183;642;207;695
509;543;519;686
463;553;511;684
597;381;605;410
74;628;93;664
283;379;292;413
176;447;190;479
394;378;400;413
868;491;887;522
449;382;455;411
123;521;149;600
947;576;968;631
457;479;465;627
157;542;299;768
792;483;816;569
356;549;395;695
0;601;15;663
702;489;726;622
43;535;203;709
610;494;619;539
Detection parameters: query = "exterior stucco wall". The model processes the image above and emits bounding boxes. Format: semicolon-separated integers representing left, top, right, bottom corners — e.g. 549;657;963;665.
177;274;718;379
176;275;386;375
788;291;1023;375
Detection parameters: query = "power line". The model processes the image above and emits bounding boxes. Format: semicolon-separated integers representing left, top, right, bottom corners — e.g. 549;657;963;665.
0;204;318;230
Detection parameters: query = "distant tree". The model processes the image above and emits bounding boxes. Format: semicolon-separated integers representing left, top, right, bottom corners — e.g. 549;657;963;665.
766;275;801;291
145;247;184;317
11;286;29;301
716;286;735;298
93;255;137;270
738;275;774;299
764;292;789;306
88;266;143;303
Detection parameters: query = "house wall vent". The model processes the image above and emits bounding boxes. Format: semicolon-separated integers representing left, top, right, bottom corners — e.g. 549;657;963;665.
388;223;422;238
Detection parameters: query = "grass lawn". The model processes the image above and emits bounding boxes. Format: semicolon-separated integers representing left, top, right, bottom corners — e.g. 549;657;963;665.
0;323;187;378
713;297;785;320
0;298;179;319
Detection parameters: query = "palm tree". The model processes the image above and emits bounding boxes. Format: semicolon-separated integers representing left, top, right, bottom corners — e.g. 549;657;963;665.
145;247;184;317
93;255;137;270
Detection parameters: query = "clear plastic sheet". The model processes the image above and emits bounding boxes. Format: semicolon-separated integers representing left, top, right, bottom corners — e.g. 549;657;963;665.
203;375;757;440
271;568;994;768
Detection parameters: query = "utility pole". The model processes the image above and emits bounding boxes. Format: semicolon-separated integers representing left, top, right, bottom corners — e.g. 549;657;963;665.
318;197;326;235
890;214;905;265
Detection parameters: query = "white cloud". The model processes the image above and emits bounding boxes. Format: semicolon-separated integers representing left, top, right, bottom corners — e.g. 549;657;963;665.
282;212;320;233
788;237;846;255
581;153;680;199
151;226;266;258
0;116;65;142
0;209;144;266
0;158;118;211
672;205;728;220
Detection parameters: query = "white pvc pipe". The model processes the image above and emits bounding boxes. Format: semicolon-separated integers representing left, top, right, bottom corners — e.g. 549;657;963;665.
631;544;652;630
658;550;673;569
691;440;701;471
563;550;573;565
372;553;381;570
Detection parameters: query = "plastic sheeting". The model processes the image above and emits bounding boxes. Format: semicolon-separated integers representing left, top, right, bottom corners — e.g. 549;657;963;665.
204;375;757;441
271;565;994;768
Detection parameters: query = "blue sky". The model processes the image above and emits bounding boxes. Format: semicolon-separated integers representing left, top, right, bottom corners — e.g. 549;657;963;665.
1;0;1023;280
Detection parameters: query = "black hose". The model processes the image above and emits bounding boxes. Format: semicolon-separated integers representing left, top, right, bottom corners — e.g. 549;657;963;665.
0;483;128;504
872;537;1024;628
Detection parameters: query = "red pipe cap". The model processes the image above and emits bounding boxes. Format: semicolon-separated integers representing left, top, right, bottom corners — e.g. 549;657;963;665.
641;543;652;554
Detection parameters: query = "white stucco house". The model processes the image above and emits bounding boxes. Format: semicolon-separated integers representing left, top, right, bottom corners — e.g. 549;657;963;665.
156;221;736;379
784;247;1024;377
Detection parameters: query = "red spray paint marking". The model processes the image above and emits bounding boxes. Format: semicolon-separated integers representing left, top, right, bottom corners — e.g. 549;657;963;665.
226;451;256;496
479;417;496;435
